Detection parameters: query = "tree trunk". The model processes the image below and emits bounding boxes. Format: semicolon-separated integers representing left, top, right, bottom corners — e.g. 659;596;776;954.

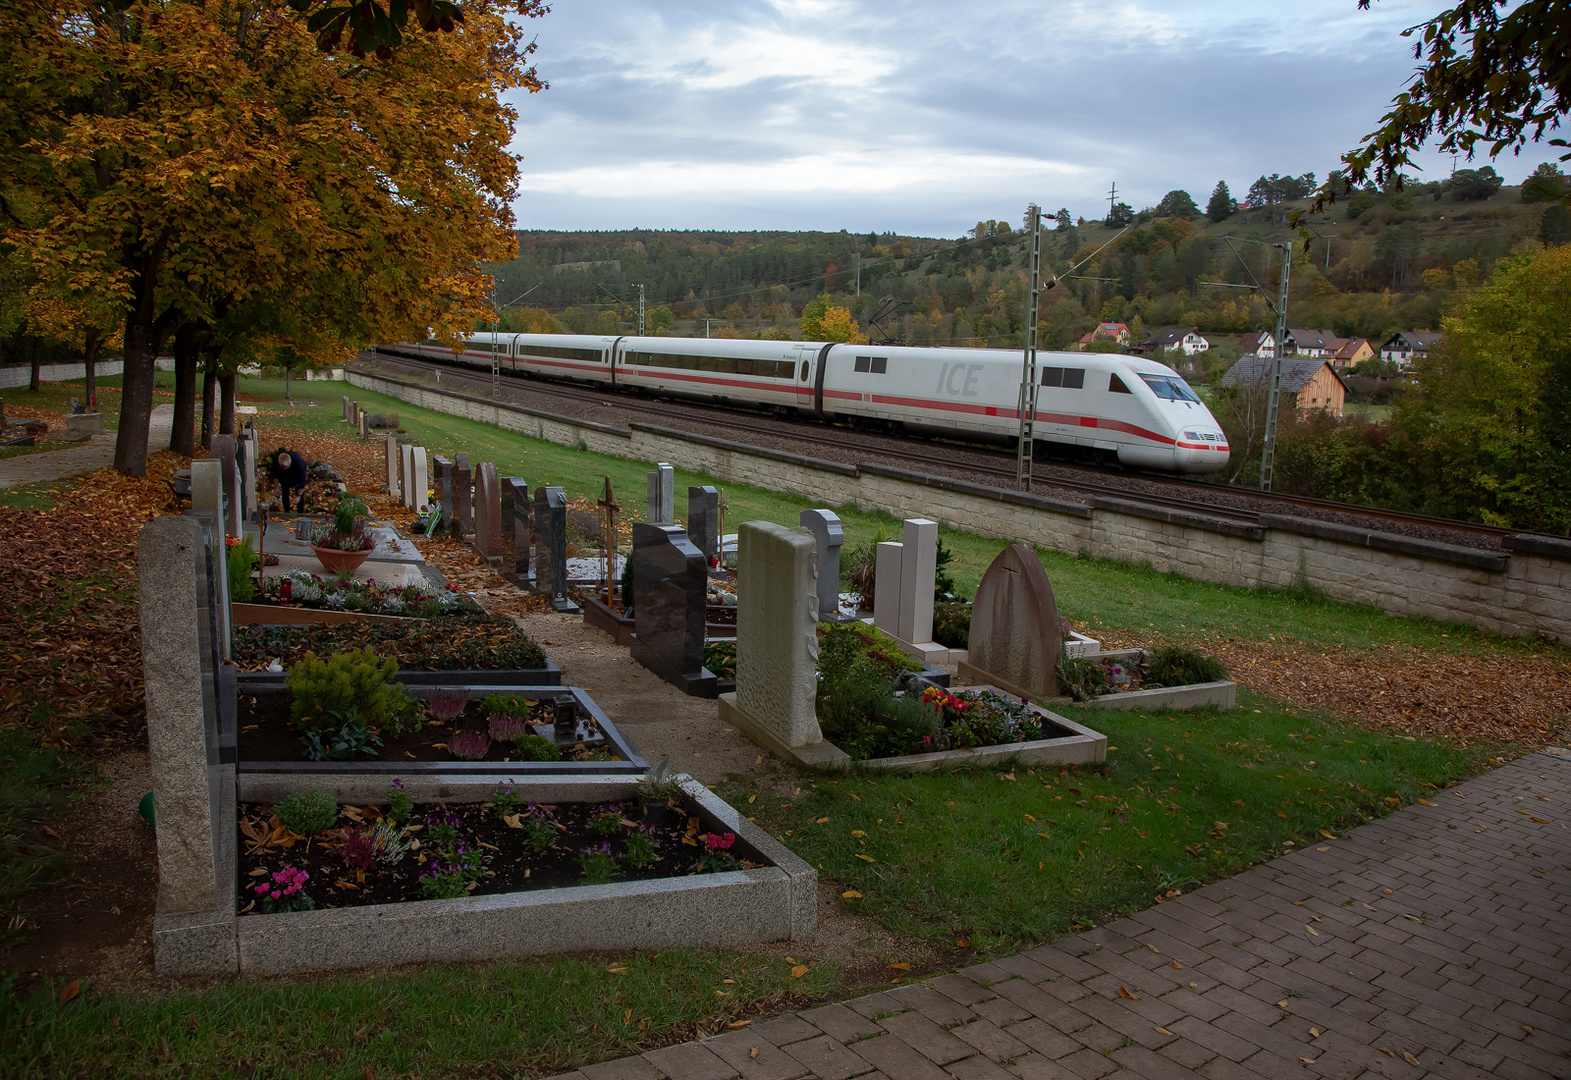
219;369;237;436
170;324;198;456
83;328;101;410
200;359;216;451
113;324;157;477
28;338;41;393
284;361;292;401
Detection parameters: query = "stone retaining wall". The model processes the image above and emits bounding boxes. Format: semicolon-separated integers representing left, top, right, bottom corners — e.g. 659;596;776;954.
0;359;126;388
348;367;1571;643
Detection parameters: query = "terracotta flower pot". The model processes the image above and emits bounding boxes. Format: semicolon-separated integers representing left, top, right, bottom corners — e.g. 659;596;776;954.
311;544;372;575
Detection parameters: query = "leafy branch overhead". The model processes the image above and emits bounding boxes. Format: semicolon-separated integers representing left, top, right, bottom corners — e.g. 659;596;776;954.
1310;0;1571;216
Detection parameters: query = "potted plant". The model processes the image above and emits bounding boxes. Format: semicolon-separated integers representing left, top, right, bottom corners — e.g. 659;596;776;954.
636;756;683;826
311;494;376;575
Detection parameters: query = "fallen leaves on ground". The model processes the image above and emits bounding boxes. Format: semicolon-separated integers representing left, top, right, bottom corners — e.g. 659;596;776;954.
0;451;186;743
1092;629;1571;748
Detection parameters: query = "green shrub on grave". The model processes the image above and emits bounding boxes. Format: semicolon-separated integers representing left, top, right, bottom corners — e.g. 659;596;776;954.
274;789;338;836
1145;646;1229;687
285;647;415;734
931;601;971;649
227;537;258;604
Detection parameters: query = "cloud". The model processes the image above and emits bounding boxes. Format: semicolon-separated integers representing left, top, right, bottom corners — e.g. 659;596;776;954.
506;0;1565;235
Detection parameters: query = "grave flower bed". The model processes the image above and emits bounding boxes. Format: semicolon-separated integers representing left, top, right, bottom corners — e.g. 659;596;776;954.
1055;646;1234;711
250;570;480;619
232;612;550;674
237;786;758;913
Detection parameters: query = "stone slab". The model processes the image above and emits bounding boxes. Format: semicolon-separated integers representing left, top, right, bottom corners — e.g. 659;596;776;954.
733;521;822;749
961;543;1062;702
720;694;852;772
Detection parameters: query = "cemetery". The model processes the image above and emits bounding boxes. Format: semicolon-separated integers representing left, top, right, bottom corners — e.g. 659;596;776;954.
1;372;1561;1078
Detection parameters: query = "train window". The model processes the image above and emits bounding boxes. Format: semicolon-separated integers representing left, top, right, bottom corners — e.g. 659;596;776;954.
1041;366;1084;388
1137;373;1200;402
1109;373;1132;394
1041;367;1062;387
800;361;810;381
870;357;887;374
854;356;870;372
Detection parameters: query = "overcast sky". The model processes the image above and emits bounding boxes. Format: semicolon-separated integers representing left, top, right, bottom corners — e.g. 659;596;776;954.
506;0;1562;238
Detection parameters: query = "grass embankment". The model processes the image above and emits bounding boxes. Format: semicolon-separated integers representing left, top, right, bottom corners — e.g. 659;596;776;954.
0;372;1546;1079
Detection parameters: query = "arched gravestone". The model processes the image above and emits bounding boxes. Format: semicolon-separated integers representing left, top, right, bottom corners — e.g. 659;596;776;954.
957;543;1061;702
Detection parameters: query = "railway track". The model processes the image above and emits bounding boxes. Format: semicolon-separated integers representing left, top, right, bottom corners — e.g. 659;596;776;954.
358;351;1525;547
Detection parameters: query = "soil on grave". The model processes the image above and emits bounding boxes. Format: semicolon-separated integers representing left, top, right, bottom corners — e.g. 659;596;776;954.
237;799;741;911
237;697;616;764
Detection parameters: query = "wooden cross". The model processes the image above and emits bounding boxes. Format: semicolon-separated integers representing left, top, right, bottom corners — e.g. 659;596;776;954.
597;475;621;605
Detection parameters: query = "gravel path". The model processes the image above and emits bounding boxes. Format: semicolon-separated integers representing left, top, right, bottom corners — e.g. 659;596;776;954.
0;404;171;489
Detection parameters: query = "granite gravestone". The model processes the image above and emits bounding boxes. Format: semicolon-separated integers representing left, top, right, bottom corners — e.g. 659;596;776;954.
385;437;401;502
434;456;454;528
958;543;1063;702
718;522;841;766
210;434;242;538
239;429;259;521
342;396;351;422
688;486;719;566
451;453;473;541
629;523;714;696
506;478;533;584
473;462;502;564
646;462;674;525
138;515;237;974
799;509;846;621
533;485;578;612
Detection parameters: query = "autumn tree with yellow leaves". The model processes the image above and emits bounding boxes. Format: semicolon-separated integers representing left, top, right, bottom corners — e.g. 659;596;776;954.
0;1;545;474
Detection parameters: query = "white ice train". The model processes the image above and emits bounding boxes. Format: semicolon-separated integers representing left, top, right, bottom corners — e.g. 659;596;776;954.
384;333;1231;474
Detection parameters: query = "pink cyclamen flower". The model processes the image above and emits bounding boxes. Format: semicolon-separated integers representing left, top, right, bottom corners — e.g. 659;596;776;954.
270;890;281;900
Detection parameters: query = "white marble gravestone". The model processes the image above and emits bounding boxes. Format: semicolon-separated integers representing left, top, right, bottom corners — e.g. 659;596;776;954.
871;518;945;664
408;446;428;512
719;521;848;769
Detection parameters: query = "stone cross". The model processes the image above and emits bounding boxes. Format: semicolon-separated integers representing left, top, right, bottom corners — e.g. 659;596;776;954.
646;462;674;525
507;478;533;584
799;509;845;621
628;523;710;694
473;462;502;562
210;434;242;538
451;453;472;541
957;543;1062;702
533;485;577;612
728;521;822;748
688;486;719;567
434;456;454;529
385;436;401;502
598;476;621;605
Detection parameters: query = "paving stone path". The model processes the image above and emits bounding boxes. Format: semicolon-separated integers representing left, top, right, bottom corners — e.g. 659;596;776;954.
0;404;172;489
551;750;1571;1080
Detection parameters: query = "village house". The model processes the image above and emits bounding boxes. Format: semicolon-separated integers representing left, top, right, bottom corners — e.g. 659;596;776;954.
1076;322;1130;349
1282;328;1338;357
1220;355;1349;417
1329;336;1374;371
1235;330;1276;357
1134;327;1210;355
1379;331;1443;368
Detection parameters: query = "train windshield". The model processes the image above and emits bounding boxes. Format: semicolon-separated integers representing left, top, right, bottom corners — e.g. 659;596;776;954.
1138;373;1201;403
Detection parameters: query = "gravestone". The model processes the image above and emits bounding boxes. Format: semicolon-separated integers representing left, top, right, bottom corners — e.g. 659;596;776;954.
239;428;259;521
872;541;904;636
687;486;720;567
473;462;502;565
342;396;351;422
646;462;674;525
210;434;242;538
958;543;1062;702
719;522;846;767
358;412;369;440
385;436;401;501
409;447;429;512
434;456;454;528
138;515;237;974
871;518;943;662
507;478;533;584
629;523;714;696
533;485;578;612
450;453;473;541
799;509;846;621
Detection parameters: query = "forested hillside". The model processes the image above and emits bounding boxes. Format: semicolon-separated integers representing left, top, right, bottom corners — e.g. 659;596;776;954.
487;167;1565;378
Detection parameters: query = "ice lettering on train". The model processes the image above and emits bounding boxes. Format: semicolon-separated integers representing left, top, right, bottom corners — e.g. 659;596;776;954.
935;362;983;397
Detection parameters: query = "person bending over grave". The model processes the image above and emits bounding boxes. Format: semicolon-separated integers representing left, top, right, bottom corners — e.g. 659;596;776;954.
270;450;310;512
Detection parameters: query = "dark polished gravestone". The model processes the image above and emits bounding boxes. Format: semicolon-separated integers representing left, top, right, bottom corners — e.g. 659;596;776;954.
504;477;532;585
451;453;473;542
472;462;502;566
533;485;579;613
629;523;716;698
687;486;720;569
434;455;454;531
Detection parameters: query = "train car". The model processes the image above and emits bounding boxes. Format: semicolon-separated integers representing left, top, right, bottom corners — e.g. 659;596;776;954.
382;332;1228;474
814;344;1228;473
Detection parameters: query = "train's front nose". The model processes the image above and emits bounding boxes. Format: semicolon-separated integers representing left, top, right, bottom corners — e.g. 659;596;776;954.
1176;429;1230;474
